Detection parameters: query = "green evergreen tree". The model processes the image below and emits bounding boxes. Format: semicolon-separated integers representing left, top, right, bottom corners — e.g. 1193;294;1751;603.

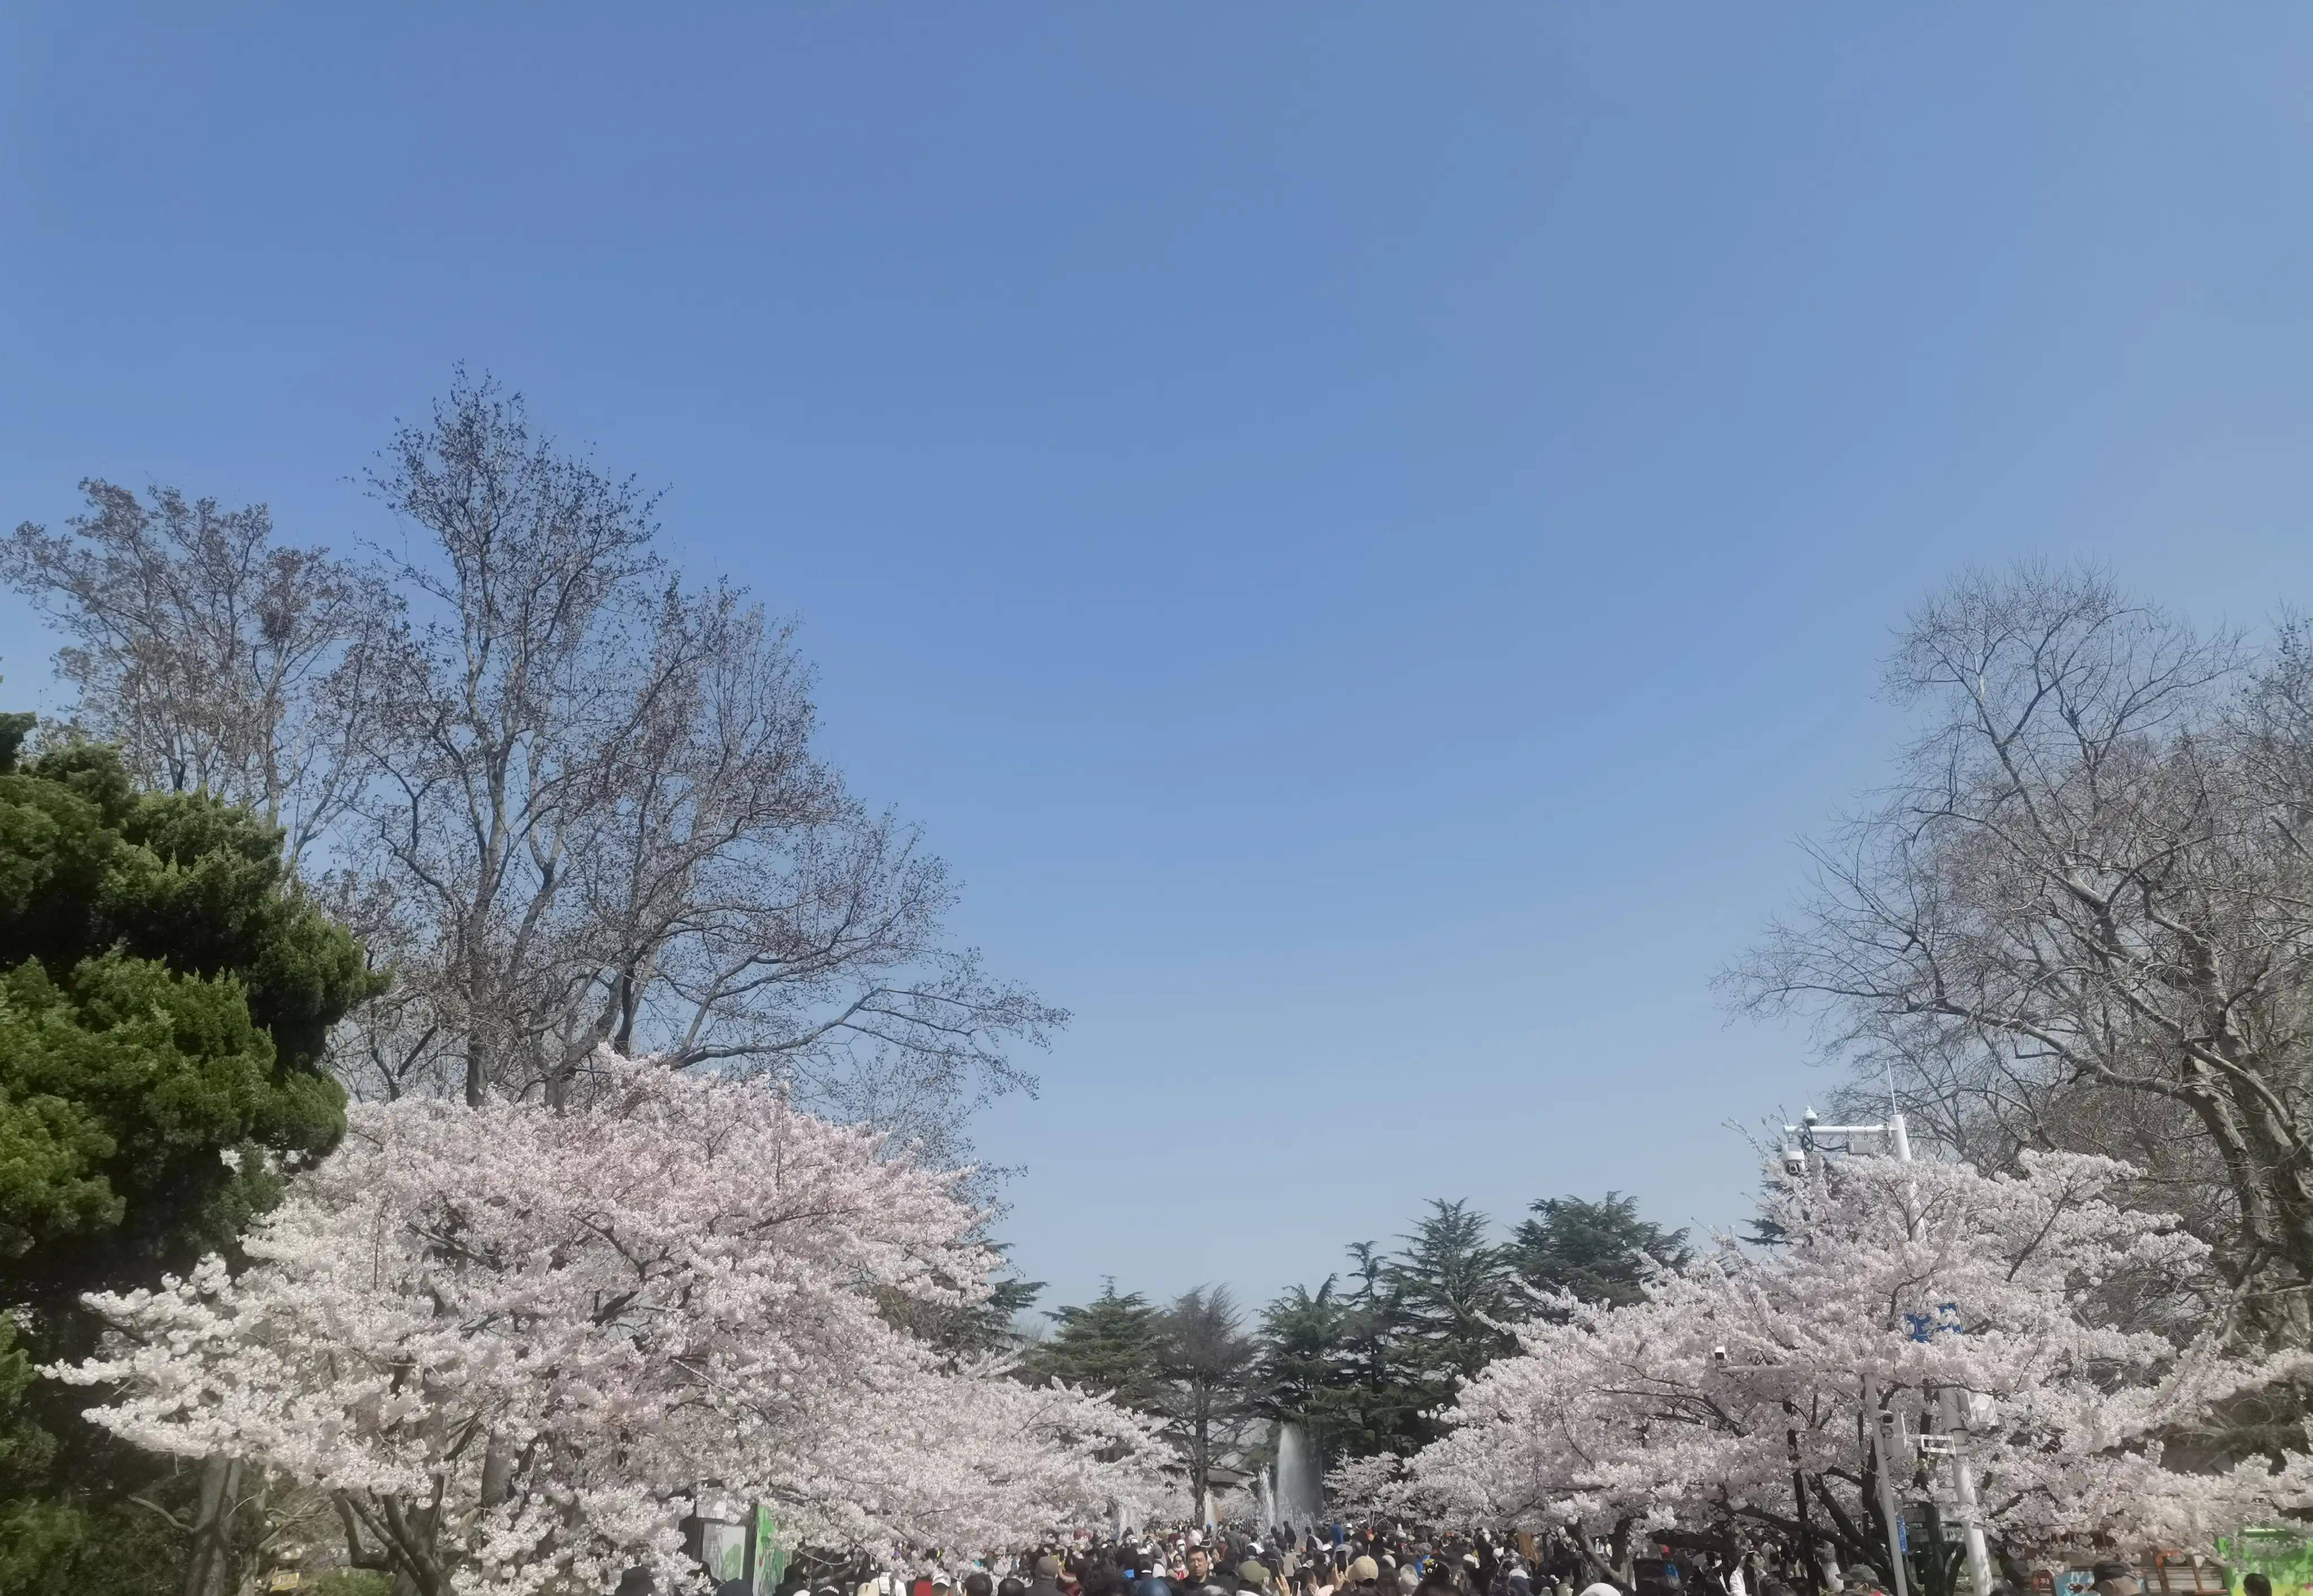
1335;1242;1431;1455
1382;1198;1518;1418
0;714;381;1594
1259;1277;1353;1427
1259;1276;1389;1463
1019;1279;1168;1410
1507;1191;1692;1309
1256;1236;1454;1464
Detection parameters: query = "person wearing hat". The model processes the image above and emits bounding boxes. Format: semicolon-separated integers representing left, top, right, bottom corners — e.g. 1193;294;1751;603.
1411;1563;1461;1596
1242;1564;1276;1594
1029;1558;1067;1596
1346;1557;1383;1595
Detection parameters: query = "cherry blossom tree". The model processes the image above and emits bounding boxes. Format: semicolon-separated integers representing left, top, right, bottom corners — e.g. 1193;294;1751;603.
1401;1152;2313;1585
1323;1454;1407;1519
58;1056;1169;1595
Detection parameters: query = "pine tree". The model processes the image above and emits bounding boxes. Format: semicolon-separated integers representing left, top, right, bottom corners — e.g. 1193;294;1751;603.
1020;1279;1169;1410
0;715;381;1594
1384;1199;1519;1412
1507;1191;1692;1310
1258;1274;1413;1464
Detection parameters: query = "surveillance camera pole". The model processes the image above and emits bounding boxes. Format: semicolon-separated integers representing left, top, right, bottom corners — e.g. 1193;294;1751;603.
1779;1109;1992;1596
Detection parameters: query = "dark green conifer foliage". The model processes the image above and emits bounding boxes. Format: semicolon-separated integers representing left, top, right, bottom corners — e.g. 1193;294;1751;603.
1507;1191;1694;1310
1019;1279;1169;1411
0;715;380;1594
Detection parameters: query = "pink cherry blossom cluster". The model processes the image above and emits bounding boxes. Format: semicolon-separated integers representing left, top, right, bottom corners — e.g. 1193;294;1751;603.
59;1054;1172;1594
1400;1152;2313;1553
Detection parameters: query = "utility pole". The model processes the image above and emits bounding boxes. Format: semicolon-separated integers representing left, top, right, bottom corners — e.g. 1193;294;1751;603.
1938;1385;1995;1596
1780;1109;1993;1596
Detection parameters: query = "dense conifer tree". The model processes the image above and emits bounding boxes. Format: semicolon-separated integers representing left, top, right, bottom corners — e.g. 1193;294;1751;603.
1507;1192;1692;1310
0;714;379;1594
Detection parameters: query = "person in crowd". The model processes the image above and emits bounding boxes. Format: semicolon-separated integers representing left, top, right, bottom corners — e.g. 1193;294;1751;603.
1413;1560;1463;1596
1077;1554;1125;1596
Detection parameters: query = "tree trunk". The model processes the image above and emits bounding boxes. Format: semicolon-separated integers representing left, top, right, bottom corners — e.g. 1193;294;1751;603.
2175;1062;2313;1349
181;1455;243;1596
480;1431;513;1511
1787;1424;1820;1592
464;1019;488;1106
2228;1075;2313;1338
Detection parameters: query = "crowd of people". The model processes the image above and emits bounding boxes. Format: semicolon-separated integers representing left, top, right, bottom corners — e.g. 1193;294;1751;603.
734;1520;2207;1596
748;1522;1983;1596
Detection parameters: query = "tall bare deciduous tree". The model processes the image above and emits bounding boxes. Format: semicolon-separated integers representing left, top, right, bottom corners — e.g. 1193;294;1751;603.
1730;564;2313;1344
6;373;1062;1161
2;483;391;868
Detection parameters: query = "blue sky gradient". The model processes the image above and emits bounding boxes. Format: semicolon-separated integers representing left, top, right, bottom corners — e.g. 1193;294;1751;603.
7;4;2313;1312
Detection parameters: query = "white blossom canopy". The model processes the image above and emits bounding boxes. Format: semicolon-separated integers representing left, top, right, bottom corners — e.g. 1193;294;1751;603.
60;1056;1171;1595
1402;1152;2313;1555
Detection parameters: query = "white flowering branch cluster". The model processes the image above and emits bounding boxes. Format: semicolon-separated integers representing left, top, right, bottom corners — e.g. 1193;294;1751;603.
1400;1152;2313;1554
58;1053;1171;1594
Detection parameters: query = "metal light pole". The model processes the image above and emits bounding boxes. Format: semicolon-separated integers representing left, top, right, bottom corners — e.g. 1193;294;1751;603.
1940;1385;1995;1596
1860;1373;1911;1596
1780;1109;1993;1596
1783;1110;1913;1596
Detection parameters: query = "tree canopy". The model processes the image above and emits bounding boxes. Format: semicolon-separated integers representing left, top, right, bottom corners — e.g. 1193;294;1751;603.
1508;1191;1692;1310
64;1058;1171;1594
1400;1153;2313;1586
1022;1280;1171;1411
0;714;380;1593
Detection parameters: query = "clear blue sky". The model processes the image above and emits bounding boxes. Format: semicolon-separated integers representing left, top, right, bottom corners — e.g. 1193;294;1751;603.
7;5;2313;1315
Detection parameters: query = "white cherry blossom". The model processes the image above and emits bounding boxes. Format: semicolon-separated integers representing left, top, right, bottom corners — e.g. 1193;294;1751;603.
1403;1152;2313;1558
61;1055;1169;1595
